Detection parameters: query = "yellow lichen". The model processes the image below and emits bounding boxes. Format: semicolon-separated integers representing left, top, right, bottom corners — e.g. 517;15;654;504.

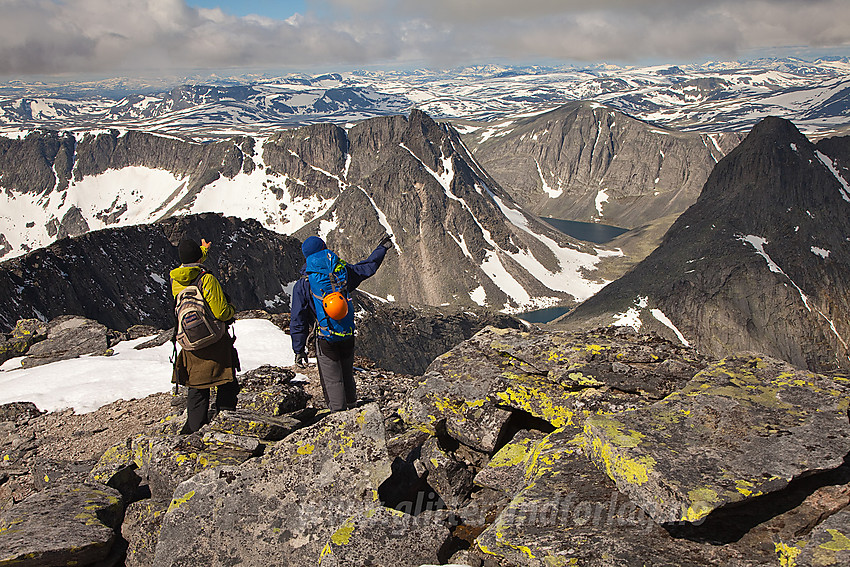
297;443;315;455
775;541;804;567
682;488;721;522
331;518;356;545
166;490;196;513
820;529;850;552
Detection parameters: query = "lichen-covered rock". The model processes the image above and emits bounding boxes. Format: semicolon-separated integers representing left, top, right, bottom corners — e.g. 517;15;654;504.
475;428;713;567
0;319;47;364
584;355;850;525
209;408;302;440
88;438;141;501
401;326;705;452
122;499;168;567
152;403;393;567
236;364;310;417
474;430;547;496
133;431;257;502
796;507;850;566
318;507;451;566
421;437;476;510
21;316;109;368
0;482;123;567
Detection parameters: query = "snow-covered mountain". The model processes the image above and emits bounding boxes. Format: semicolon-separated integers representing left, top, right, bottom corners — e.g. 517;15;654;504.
2;58;850;139
0;111;619;314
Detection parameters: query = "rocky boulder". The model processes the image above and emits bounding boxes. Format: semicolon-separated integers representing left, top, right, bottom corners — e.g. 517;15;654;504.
583;355;850;524
0;320;47;365
152;403;394;566
0;482;123;566
20;316;109;368
401;325;707;453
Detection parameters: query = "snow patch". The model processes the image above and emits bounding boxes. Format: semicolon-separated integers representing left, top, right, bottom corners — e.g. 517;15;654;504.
613;296;648;330
470;286;487;306
535;159;562;198
651;308;690;347
815;150;850;202
0;318;296;414
811;246;830;259
595;189;609;217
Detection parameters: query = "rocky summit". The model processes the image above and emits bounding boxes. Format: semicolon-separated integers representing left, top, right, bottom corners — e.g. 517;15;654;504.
563;117;850;374
1;323;848;567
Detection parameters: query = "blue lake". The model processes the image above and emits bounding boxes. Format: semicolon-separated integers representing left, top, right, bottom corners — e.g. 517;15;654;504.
541;218;628;244
517;306;572;323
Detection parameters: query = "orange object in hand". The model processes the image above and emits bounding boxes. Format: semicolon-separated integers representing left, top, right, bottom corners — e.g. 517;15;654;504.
322;292;349;320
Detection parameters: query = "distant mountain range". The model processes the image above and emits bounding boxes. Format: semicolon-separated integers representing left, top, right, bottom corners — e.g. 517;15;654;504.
2;58;850;139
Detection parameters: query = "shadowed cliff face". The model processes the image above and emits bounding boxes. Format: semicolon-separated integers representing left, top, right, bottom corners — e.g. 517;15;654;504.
0;213;303;333
466;102;742;229
563;117;850;373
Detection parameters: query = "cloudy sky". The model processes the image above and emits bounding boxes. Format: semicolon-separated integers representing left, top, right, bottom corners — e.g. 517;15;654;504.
2;0;849;77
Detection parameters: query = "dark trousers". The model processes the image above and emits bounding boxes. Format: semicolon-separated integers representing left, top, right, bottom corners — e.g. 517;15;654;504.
316;336;356;412
183;379;239;433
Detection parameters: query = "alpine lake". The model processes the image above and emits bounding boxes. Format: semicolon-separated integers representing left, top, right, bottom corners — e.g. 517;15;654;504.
517;218;628;324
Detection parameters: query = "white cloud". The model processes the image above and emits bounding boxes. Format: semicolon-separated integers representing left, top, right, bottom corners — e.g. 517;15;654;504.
1;0;849;76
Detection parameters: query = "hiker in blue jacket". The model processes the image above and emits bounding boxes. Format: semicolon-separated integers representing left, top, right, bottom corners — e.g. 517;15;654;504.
290;234;392;411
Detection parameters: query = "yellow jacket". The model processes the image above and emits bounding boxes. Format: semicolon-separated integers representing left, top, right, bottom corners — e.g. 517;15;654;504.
169;249;235;322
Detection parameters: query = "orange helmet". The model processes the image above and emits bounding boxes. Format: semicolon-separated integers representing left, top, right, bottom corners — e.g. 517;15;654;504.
323;292;349;320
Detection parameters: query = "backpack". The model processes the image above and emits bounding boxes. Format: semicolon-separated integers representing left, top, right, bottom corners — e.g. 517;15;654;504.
305;249;355;342
174;270;226;350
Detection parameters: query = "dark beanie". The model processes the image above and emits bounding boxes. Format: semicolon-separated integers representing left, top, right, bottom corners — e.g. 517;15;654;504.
178;238;202;264
301;236;327;258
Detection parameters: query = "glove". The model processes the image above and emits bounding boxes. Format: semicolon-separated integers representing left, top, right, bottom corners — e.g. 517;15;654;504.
378;234;393;250
201;238;211;252
295;351;308;368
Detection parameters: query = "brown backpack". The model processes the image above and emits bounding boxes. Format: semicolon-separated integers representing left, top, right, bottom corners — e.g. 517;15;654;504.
174;271;225;350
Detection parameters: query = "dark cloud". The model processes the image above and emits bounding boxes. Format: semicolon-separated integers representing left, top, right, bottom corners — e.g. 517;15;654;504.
0;0;848;76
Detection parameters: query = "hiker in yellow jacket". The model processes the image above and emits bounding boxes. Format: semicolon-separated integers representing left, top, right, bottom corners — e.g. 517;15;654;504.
170;237;238;434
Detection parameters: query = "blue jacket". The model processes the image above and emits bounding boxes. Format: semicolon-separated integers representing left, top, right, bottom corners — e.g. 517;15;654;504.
290;245;387;354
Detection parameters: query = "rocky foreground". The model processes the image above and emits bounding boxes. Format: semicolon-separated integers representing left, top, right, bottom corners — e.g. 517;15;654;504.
1;319;849;566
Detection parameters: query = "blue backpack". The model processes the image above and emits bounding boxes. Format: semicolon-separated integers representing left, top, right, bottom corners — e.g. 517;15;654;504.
305;249;355;342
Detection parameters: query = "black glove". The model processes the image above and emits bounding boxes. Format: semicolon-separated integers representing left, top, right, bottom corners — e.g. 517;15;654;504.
378;234;393;250
295;350;308;368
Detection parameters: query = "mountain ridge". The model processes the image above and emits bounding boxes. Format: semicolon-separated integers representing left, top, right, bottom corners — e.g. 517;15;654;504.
562;116;850;372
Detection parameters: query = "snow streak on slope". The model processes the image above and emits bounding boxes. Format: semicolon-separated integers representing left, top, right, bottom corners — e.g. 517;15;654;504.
400;139;618;311
738;234;848;354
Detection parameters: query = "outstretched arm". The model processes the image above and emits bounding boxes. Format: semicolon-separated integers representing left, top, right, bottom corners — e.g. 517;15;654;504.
347;244;388;290
290;279;314;354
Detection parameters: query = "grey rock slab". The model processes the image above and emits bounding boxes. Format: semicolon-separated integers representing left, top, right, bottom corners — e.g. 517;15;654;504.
475;428;715;567
152;403;392;567
0;482;123;567
318;507;451;566
796;506;850;566
209;408;302;440
583;355;850;525
21;316;109;368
